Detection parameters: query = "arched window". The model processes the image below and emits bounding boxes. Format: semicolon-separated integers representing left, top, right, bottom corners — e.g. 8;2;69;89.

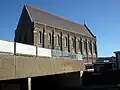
48;33;52;44
65;37;67;47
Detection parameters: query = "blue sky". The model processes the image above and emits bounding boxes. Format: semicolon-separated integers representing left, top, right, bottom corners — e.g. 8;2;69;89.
0;0;120;57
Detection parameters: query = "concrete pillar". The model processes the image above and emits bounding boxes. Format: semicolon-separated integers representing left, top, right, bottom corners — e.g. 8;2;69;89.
28;78;31;90
80;71;83;86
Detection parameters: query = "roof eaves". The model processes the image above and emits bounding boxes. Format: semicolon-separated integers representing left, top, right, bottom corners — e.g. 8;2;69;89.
24;4;33;22
114;51;120;54
84;24;96;38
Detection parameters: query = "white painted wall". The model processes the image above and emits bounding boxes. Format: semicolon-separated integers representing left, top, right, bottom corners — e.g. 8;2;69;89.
37;47;51;57
16;43;36;56
0;40;14;54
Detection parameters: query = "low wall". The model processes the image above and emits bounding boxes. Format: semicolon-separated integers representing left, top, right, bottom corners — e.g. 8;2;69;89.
0;40;84;60
0;40;52;57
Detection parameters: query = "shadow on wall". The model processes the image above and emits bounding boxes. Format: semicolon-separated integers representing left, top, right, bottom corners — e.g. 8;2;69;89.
32;71;81;89
0;78;28;90
0;71;82;90
82;70;120;86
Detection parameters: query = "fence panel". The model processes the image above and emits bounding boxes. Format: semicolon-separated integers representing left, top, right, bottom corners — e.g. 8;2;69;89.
51;50;62;57
0;40;14;54
16;43;36;56
37;47;51;57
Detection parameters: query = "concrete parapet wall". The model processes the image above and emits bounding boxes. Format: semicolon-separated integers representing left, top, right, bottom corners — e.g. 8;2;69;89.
0;55;85;80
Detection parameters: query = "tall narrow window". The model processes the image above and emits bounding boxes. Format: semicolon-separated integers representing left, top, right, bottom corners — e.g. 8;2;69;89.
65;37;67;47
48;33;52;44
80;39;83;54
77;39;80;51
39;31;42;43
94;43;97;54
52;31;54;49
93;43;95;52
57;35;60;46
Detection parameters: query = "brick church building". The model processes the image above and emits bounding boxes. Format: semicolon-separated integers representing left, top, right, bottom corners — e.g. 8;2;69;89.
14;4;97;63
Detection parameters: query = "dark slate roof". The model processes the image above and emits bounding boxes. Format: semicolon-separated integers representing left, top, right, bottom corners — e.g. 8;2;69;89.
25;4;95;38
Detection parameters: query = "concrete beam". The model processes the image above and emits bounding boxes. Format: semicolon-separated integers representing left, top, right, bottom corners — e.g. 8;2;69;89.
0;55;85;80
0;55;15;80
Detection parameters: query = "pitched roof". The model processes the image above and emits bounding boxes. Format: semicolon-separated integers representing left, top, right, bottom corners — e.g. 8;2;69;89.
25;4;95;38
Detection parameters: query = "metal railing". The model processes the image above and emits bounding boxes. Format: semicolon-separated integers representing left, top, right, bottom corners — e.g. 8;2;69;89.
51;50;83;60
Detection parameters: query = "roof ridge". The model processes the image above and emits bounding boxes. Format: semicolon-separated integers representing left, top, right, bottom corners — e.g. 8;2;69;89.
25;4;84;27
